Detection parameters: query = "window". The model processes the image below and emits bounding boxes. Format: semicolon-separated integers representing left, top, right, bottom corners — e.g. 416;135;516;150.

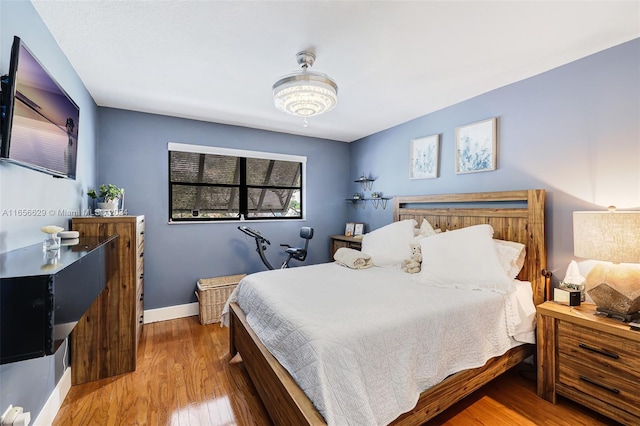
168;143;305;221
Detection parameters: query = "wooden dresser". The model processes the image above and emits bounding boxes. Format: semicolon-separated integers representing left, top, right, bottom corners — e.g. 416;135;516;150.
537;302;640;425
329;235;362;258
71;215;145;384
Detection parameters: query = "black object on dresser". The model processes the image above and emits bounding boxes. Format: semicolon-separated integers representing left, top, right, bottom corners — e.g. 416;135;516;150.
0;236;118;364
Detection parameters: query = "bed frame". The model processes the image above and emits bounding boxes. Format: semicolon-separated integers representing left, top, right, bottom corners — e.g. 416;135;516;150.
229;189;546;425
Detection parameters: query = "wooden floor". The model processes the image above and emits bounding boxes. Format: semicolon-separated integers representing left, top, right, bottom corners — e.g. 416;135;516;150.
54;316;620;426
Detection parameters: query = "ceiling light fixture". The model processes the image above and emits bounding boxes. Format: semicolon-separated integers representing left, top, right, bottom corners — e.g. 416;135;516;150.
272;51;338;127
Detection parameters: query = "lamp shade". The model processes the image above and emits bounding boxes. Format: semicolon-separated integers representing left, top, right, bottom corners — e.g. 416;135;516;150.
573;210;640;263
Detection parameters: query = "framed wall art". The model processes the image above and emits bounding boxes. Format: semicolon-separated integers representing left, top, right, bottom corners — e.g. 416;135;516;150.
410;134;440;179
345;222;355;237
455;117;497;174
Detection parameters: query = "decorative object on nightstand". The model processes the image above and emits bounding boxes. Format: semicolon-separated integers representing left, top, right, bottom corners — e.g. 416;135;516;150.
345;222;355;237
559;260;586;302
573;207;640;321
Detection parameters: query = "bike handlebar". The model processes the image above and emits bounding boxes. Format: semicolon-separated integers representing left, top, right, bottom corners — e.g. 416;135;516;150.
238;226;271;245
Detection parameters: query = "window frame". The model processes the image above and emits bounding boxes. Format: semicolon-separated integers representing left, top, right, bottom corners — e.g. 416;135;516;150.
168;142;306;223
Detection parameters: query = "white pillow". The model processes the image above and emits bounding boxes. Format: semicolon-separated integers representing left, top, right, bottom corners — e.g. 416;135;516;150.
417;224;514;293
419;218;437;237
412;219;438;244
494;239;526;279
361;219;417;268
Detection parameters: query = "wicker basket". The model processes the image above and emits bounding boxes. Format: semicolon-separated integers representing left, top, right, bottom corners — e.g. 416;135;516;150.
196;274;246;325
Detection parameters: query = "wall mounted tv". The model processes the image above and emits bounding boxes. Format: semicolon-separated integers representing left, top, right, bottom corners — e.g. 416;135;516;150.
1;36;79;179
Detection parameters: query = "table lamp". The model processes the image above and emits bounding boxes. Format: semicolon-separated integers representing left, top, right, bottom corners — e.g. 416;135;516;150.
573;207;640;321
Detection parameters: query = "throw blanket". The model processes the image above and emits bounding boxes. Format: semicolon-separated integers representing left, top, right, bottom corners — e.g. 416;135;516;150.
334;247;372;269
221;264;535;426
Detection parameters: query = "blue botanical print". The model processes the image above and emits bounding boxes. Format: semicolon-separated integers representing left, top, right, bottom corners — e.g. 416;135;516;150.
414;143;436;176
458;135;492;172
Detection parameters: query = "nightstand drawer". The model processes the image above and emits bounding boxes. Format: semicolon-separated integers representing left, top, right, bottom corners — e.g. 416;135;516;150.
558;321;640;376
329;235;362;259
537;302;640;425
333;240;350;251
559;355;639;416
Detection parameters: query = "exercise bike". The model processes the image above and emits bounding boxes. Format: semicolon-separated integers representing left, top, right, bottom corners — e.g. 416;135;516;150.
238;225;314;270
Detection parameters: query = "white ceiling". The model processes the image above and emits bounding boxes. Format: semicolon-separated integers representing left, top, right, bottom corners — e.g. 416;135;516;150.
32;1;640;143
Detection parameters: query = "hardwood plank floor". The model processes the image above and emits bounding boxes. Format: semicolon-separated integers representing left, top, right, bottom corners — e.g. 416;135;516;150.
53;316;620;425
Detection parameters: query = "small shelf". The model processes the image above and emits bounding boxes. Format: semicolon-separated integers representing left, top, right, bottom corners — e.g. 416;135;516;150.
345;197;391;210
354;175;375;191
350;173;388;209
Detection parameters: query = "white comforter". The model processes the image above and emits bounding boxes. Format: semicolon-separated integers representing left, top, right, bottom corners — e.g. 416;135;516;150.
222;263;535;426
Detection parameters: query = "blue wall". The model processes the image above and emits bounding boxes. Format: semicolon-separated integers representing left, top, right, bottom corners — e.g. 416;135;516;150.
0;0;99;421
97;108;350;309
349;38;640;282
0;2;98;253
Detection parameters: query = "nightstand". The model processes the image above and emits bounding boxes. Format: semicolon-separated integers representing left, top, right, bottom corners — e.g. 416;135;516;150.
537;302;640;425
329;235;362;259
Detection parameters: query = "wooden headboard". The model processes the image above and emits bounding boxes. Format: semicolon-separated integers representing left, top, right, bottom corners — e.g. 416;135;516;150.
393;189;546;305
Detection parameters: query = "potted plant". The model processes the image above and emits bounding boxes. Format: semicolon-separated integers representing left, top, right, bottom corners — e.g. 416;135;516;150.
88;184;125;212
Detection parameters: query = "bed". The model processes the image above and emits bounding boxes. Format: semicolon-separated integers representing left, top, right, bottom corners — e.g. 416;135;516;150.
227;189;546;425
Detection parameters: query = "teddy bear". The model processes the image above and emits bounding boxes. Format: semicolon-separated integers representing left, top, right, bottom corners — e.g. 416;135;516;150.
403;243;422;274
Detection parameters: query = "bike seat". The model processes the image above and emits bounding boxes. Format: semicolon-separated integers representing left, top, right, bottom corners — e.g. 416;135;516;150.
285;247;307;260
284;227;314;262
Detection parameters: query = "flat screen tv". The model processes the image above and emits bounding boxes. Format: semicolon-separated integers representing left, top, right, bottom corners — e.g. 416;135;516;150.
1;36;79;179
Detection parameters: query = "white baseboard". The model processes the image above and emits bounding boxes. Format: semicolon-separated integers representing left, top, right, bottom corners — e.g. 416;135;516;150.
33;367;71;426
143;302;199;324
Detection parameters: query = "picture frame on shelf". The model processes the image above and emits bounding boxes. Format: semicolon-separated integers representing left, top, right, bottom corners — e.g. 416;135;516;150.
354;223;365;236
345;222;355;237
455;117;497;174
410;134;440;179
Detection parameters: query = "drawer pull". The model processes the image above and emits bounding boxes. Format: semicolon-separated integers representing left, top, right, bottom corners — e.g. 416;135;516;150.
140;252;144;258
579;375;620;394
578;343;619;359
140;231;145;235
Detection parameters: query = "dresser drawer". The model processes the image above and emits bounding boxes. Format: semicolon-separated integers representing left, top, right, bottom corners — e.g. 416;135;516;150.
136;219;145;248
136;293;144;325
558;321;640;377
136;267;144;301
136;256;144;285
136;244;144;271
